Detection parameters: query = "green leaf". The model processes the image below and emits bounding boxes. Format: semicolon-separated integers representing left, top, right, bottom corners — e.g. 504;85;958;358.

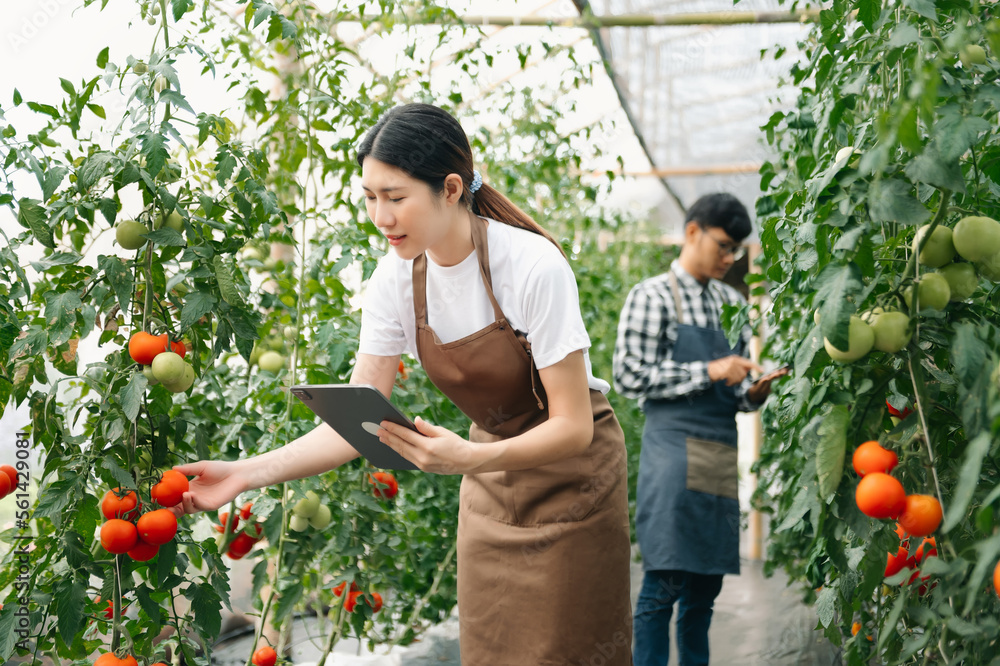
98;255;133;315
943;432;992;533
39;166;68;201
121;371;147;422
9;326;48;361
185;581;223;640
180;291;217;331
87;103;106;119
816;584;837;627
816;263;862;351
951;323;989;388
141;132;170;177
135;585;163;631
12;89;21;106
935;108;991;162
213;256;244;306
215;147;237;186
17;198;54;249
171;0;194;21
816;404;848;500
97;47;110;68
903;0;937;20
854;0;881;32
42;290;82;347
904;147;966;193
272;581;304;621
719;302;749;349
78;152;115;190
53;576;86;644
868;179;930;225
145;228;186;247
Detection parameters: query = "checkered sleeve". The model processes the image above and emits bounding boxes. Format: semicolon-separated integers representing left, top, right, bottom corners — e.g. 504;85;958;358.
612;279;712;400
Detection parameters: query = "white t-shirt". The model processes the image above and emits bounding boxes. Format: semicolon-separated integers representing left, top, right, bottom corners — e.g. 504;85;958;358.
359;220;611;394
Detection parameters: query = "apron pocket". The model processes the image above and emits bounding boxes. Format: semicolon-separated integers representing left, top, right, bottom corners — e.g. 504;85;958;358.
685;437;738;500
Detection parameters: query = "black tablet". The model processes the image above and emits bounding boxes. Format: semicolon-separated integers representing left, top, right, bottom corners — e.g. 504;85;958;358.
290;384;419;471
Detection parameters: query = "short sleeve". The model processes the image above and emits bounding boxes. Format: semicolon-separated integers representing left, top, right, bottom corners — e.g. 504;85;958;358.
358;260;408;357
520;251;592;369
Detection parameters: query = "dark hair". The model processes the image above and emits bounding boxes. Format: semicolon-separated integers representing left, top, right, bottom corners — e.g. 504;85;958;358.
684;193;752;242
356;103;564;255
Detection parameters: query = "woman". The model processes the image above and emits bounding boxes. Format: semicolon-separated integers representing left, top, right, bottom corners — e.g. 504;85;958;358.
173;103;633;664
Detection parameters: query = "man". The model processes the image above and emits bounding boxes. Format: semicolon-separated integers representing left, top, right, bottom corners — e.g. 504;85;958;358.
612;193;786;666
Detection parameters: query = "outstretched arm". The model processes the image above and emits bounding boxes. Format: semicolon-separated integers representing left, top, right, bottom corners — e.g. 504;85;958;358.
171;353;401;515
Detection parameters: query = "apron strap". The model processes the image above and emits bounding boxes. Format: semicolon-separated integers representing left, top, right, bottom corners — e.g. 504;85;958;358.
470;216;506;322
667;270;685;326
412;216;505;326
413;253;429;326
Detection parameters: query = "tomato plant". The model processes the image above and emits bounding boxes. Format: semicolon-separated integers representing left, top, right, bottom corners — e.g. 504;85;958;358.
0;1;660;663
752;0;1000;661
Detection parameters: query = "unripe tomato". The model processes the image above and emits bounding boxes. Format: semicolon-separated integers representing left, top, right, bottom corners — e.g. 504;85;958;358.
309;504;332;529
953;215;1000;262
912;225;955;268
823;316;874;362
292;491;320;518
960;44;988;67
136;509;178;545
870;311;911;353
257;350;286;374
151;351;186;385
939;262;979;300
116;220;149;250
162;362;195;393
101;519;139;554
905;273;951;311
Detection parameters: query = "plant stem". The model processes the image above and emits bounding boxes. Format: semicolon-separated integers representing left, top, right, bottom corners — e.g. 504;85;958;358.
386;539;458;651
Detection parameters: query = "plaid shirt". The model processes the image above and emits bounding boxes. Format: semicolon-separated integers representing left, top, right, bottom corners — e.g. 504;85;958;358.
612;260;758;410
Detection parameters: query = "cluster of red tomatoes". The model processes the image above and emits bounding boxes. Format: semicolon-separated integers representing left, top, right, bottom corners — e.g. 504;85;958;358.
214;501;264;559
99;470;188;560
332;581;383;614
128;331;195;393
852;438;942;592
0;464;19;499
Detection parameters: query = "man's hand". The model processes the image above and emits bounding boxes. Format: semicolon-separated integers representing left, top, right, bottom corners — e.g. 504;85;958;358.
707;355;763;386
746;366;791;402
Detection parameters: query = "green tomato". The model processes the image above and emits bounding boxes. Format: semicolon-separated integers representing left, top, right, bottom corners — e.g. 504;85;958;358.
142;365;159;386
953;215;1000;262
257;351;286;374
283;325;299;341
308;504;332;529
116;220;149;250
976;251;1000;281
905;272;951;311
154;76;169;94
871;311;912;353
823;316;875;363
289;514;311;532
151;351;186;384
912;225;955;268
292;491;320;518
249;343;263;366
960;44;987;67
133;61;148;74
938;262;979;300
243;247;265;262
162;362;195;393
156;210;183;232
813;310;821;326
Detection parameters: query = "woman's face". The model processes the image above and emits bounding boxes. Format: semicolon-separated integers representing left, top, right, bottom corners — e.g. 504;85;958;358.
361;158;453;262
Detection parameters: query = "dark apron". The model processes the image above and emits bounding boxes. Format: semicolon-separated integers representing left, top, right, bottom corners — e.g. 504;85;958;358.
635;271;741;575
412;216;633;665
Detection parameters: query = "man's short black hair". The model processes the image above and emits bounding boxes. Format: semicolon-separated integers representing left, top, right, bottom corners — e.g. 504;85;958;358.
684;193;752;242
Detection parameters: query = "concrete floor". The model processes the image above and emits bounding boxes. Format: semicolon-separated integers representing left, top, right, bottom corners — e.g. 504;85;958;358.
211;546;841;665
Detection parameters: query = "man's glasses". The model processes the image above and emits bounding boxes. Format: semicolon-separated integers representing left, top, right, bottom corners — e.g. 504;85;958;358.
702;231;747;261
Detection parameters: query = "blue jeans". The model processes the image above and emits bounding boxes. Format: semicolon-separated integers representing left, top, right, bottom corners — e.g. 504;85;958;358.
633;569;724;666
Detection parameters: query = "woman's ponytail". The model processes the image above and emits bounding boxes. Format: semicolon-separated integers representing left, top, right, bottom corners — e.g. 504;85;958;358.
471;183;566;257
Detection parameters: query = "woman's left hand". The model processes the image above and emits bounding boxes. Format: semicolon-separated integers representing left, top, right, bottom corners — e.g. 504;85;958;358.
378;417;485;474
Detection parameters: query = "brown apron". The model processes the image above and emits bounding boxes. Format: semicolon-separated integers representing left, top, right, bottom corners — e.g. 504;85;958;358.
412;217;633;665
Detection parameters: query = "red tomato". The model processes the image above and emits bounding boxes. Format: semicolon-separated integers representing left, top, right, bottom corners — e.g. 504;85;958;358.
0;473;10;500
136;509;178;545
227;532;257;559
251;646;277;666
100;519;139;554
332;581;360;597
368;472;398;500
367;591;383;613
344;589;363;613
151;470;189;508
127;538;160;562
0;464;18;490
93;652;139;666
240;501;254;520
101;489;139;521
